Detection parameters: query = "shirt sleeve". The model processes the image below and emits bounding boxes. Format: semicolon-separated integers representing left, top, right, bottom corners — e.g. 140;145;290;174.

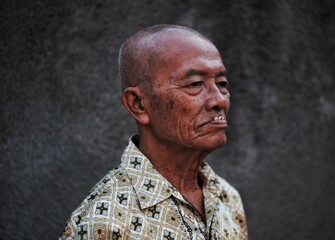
59;217;77;240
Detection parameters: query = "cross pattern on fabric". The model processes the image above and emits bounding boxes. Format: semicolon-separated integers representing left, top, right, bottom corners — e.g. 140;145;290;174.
116;192;128;205
77;225;88;240
147;205;161;219
95;202;109;216
59;136;248;240
130;157;142;169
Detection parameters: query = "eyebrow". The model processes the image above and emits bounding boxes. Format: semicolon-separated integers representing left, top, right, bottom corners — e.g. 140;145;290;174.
185;69;227;78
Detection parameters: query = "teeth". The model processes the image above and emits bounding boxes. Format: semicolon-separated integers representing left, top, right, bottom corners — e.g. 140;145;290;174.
214;115;225;121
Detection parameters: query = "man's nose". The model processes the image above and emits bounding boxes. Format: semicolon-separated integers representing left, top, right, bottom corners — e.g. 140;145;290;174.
205;85;230;112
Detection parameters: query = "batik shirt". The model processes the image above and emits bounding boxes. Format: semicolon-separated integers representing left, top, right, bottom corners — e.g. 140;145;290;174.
60;137;248;240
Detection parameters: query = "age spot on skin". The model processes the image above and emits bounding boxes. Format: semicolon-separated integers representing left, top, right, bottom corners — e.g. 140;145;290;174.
169;100;174;110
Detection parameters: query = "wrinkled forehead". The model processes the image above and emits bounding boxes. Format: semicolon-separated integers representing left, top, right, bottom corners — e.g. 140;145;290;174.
152;34;224;84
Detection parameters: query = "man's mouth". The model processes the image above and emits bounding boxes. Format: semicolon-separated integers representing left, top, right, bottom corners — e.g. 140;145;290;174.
213;115;226;121
198;114;227;129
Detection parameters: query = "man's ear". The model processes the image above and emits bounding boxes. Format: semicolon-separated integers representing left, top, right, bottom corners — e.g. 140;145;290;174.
122;86;150;125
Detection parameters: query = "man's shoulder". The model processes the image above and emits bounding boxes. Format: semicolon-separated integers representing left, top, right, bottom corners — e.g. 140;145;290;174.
59;165;137;239
69;165;134;219
216;175;242;201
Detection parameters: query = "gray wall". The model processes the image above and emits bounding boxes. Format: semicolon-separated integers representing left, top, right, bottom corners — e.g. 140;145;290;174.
1;0;335;239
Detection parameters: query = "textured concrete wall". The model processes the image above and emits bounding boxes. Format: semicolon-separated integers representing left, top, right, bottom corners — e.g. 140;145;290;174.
1;0;335;239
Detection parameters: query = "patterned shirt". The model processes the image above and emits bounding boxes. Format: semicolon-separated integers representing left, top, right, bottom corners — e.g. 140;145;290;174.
60;136;248;240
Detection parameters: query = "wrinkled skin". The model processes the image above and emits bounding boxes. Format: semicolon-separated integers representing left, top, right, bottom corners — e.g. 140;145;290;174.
142;34;230;154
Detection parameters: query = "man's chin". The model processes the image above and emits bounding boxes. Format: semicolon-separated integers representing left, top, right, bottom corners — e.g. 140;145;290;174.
197;135;227;151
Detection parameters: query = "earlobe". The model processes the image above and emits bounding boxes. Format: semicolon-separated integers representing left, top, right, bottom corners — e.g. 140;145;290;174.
122;87;150;125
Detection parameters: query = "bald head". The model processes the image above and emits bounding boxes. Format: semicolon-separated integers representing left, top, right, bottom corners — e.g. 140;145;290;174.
118;24;213;91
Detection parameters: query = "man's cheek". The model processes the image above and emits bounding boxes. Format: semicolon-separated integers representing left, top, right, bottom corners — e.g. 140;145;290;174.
181;107;191;114
168;100;175;110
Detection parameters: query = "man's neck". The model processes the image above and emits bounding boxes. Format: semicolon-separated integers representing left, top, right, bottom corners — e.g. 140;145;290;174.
137;133;210;217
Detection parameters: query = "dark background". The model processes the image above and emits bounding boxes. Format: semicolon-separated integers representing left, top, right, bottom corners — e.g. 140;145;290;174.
1;0;335;239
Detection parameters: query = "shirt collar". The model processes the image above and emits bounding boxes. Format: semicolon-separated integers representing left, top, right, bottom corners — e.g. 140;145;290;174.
121;136;184;209
199;162;226;197
121;136;224;209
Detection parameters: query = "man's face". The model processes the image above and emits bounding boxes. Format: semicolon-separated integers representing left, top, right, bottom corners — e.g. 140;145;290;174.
144;34;230;151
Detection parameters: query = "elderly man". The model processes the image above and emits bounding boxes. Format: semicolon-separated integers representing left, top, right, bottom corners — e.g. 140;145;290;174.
60;24;248;240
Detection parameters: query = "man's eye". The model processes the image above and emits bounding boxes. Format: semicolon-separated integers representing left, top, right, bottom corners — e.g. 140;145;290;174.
217;81;228;88
189;81;202;87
